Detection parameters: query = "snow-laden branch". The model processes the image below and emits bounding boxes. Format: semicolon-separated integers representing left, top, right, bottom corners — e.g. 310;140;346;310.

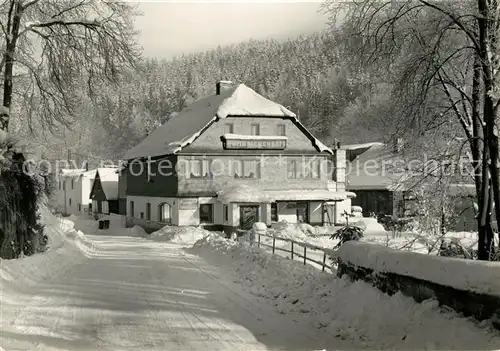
417;0;480;52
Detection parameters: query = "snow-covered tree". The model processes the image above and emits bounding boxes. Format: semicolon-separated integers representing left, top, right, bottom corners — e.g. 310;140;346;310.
0;0;140;135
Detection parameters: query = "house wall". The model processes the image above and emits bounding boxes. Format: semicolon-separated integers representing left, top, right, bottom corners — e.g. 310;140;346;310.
336;198;352;224
56;176;92;215
335;149;347;191
177;154;332;196
125;155;179;197
183;116;320;153
126;195;226;229
126;195;179;224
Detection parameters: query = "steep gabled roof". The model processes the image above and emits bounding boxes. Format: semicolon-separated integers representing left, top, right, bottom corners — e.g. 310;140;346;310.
91;167;119;200
123;84;306;160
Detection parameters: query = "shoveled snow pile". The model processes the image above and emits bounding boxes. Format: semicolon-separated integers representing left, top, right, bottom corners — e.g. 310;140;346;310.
127;225;148;238
351;217;388;235
190;234;500;349
268;222;337;248
148;225;212;245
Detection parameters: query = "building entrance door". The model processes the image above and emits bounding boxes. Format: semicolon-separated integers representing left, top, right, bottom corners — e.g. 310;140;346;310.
239;205;259;230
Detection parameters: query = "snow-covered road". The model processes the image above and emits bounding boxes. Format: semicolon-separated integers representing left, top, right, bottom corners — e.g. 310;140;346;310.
1;234;356;350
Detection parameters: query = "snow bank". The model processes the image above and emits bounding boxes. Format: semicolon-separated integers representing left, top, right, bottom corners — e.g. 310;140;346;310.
148;225;212;245
351;217;388;236
337;241;500;297
0;207;95;292
191;235;500;349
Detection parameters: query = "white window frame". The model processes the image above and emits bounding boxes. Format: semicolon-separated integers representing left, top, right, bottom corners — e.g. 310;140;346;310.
159;203;172;223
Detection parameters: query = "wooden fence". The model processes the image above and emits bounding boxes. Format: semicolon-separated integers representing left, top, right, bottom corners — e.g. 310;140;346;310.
243;231;337;272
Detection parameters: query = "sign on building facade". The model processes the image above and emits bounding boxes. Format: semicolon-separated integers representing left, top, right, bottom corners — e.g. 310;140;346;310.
223;138;286;150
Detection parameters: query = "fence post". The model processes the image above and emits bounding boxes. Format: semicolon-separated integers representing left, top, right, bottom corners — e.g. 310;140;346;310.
322;252;326;272
303;246;307;265
291;241;294;260
272;237;275;254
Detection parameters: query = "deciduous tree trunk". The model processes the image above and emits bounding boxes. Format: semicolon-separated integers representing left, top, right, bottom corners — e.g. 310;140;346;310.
1;0;23;132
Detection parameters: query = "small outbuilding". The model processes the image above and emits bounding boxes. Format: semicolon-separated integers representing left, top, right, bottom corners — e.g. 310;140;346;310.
90;167;120;217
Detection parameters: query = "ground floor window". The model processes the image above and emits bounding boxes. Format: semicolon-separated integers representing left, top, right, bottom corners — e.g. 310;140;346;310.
200;203;214;223
159;203;171;223
101;201;109;214
78;204;82;212
129;201;135;217
271;203;278;222
146;202;151;220
223;204;229;222
296;202;309;223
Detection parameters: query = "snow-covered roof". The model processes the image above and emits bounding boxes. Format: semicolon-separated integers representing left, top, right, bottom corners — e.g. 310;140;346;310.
216;84;296;119
60;168;89;178
216;185;354;203
124;84;329;160
342;142;384;150
448;183;476;197
266;190;354;201
96;168;119;200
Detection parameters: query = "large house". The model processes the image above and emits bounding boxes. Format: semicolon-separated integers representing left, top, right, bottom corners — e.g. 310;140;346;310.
121;81;354;234
55;168;96;216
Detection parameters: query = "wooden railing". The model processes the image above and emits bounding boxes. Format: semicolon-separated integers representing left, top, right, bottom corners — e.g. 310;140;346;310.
243;231;337;272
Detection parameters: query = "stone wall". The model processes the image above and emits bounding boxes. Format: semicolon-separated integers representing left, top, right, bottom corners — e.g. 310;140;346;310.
336;241;500;330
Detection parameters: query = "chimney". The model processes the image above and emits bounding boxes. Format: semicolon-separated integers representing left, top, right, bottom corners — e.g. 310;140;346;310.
85;161;89;171
216;80;234;95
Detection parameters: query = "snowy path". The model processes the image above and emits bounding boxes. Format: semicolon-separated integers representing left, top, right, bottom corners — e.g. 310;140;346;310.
1;235;357;350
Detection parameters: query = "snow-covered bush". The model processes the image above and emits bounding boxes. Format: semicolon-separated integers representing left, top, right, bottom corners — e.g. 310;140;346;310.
330;225;364;250
438;238;477;260
0;140;46;258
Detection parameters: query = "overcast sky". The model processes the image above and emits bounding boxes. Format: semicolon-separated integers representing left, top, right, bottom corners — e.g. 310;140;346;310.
133;1;329;58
